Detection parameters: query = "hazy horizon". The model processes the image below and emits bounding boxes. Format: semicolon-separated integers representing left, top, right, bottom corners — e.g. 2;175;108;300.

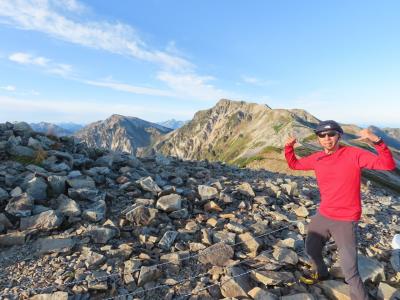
1;109;399;130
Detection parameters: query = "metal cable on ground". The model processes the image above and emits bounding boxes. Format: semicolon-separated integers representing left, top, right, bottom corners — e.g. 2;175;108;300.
105;247;306;300
181;248;306;298
103;270;210;300
104;248;276;300
8;220;298;295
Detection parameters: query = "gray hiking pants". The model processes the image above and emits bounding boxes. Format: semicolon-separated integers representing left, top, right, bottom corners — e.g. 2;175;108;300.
305;213;369;300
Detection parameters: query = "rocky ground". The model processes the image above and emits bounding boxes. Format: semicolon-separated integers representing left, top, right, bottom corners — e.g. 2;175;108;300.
0;122;399;300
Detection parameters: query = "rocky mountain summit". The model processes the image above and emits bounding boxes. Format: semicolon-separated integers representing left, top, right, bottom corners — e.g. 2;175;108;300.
0;121;399;299
75;115;172;155
150;99;321;163
151;100;400;163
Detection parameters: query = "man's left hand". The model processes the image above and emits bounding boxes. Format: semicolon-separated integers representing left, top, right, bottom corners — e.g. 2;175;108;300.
355;128;380;143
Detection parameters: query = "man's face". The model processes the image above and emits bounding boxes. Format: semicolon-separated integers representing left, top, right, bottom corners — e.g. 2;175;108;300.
317;130;340;151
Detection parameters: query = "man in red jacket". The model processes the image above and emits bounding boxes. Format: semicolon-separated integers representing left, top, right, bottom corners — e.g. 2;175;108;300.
285;120;396;300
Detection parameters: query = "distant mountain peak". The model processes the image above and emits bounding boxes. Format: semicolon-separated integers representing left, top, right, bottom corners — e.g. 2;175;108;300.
75;114;172;154
30;122;80;136
157;119;188;130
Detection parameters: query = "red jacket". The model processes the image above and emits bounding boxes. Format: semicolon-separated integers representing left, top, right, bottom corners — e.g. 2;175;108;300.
284;141;396;221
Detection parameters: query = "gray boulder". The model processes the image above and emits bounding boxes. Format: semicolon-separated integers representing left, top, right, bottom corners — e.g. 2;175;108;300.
213;231;236;245
0;231;27;246
24;176;48;200
10;186;23;197
29;292;68;300
237;182;256;197
67;176;96;189
35;237;75;255
137;176;162;194
13;122;33;135
318;280;350;300
80;249;106;269
5;193;34;217
20;210;63;231
358;255;386;283
251;270;294;285
137;266;161;286
198;242;234;266
220;266;252;298
156;194;182;212
47;162;71;172
47;175;66;196
0;213;13;229
272;247;299;265
87;225;118;244
391;249;400;272
82;200;106;222
158;231;179;250
0;187;9;203
6;145;35;157
377;282;400;300
56;194;81;217
68;188;104;202
248;287;279;300
198;185;219;200
125;205;157;225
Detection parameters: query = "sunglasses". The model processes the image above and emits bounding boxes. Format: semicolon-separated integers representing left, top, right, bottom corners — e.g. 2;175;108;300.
317;131;338;138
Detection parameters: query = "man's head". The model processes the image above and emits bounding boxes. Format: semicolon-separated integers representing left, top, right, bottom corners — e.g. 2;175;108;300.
314;120;343;152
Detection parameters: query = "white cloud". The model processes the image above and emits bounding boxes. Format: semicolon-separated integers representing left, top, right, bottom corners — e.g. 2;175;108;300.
7;50;238;101
9;52;30;64
9;52;50;66
0;0;192;71
242;75;279;87
0;85;16;91
7;49;234;100
0;1;246;102
48;63;72;76
83;79;176;97
157;71;239;101
51;0;87;13
9;52;72;76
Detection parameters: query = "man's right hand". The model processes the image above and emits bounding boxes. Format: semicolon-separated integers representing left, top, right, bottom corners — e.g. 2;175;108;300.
285;136;297;147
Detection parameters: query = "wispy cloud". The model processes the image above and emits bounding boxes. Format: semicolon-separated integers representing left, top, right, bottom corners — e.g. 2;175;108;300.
7;49;237;100
0;84;40;96
242;75;279;87
0;85;16;91
0;0;192;71
83;79;176;97
51;0;87;13
157;71;240;101
9;52;49;65
0;1;244;102
9;52;73;76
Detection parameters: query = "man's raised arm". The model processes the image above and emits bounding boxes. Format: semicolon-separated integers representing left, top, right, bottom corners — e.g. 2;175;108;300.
284;136;315;171
355;129;396;170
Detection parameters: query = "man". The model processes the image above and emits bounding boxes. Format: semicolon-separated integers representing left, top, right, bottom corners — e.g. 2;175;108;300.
284;120;396;300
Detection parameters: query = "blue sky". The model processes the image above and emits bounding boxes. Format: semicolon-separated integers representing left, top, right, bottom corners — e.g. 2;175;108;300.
0;0;399;127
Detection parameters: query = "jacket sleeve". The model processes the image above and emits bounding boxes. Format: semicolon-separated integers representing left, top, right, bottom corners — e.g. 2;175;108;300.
284;145;315;170
357;141;396;170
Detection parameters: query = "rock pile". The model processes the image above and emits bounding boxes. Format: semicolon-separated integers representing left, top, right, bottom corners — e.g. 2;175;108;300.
0;122;399;299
